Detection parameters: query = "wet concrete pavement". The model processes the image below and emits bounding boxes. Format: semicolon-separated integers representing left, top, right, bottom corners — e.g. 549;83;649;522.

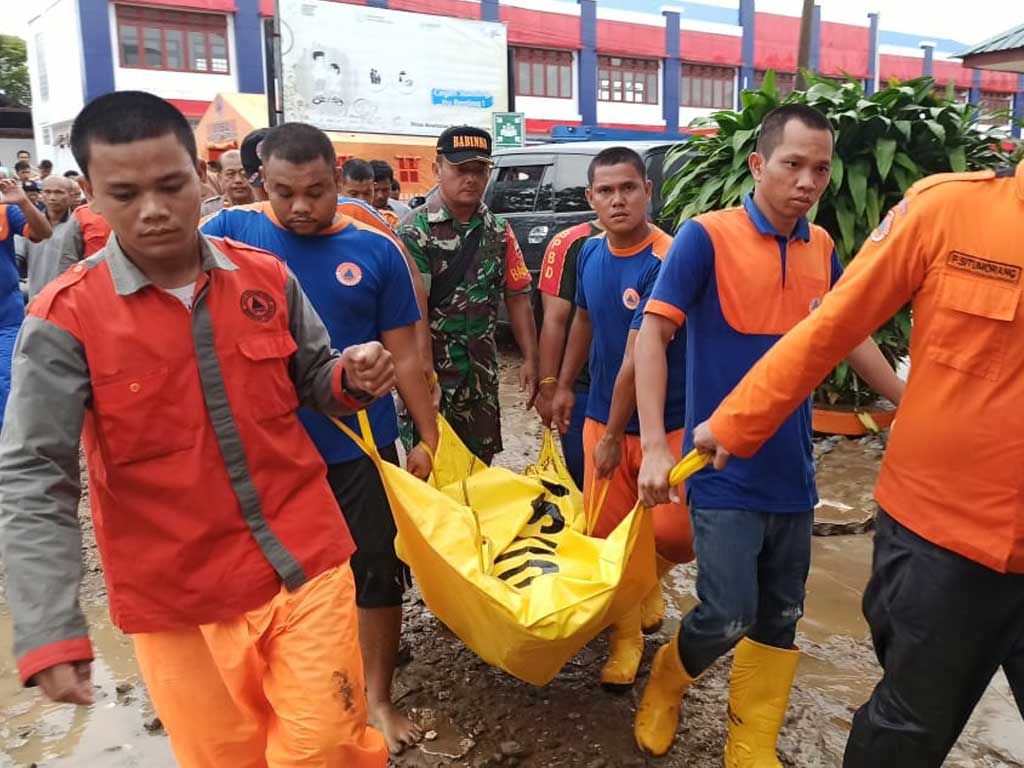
1;353;1021;767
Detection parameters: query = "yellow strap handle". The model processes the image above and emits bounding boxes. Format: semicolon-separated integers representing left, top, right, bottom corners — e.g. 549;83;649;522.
586;449;709;534
585;479;611;536
669;449;711;486
330;410;379;459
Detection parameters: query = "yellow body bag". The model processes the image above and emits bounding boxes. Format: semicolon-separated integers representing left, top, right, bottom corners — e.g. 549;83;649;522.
334;413;706;686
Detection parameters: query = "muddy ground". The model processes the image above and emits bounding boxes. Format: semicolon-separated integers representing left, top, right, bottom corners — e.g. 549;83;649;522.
1;353;1022;767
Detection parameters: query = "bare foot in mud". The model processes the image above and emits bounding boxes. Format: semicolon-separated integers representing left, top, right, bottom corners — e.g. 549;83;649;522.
371;701;422;754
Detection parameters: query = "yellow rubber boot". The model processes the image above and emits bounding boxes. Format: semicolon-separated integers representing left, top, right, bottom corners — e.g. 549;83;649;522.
723;637;800;768
641;557;674;634
600;604;644;691
634;630;697;756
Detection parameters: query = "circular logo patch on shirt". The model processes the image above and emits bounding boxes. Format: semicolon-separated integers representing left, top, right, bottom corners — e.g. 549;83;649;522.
622;288;640;311
870;209;895;242
240;290;277;322
336;262;363;287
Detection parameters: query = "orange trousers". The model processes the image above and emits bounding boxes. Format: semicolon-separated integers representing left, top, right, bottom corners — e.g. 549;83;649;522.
133;563;387;768
583;418;694;564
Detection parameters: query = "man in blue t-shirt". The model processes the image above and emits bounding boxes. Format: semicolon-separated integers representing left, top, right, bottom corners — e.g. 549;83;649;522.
632;105;904;762
0;176;53;429
550;147;691;693
201;123;437;754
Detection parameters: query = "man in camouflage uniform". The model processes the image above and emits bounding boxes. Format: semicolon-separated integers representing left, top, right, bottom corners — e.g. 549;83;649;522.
399;126;538;463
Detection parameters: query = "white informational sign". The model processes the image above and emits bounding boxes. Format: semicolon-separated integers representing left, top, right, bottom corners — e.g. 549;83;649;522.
280;0;509;136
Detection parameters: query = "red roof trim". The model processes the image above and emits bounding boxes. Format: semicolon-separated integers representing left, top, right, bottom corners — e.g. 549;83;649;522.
168;99;212;118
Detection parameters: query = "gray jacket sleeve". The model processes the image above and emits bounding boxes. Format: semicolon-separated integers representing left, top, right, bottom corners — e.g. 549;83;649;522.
284;269;359;416
0;316;91;674
57;217;84;274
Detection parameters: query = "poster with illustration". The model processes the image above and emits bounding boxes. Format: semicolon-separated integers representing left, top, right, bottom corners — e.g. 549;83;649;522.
280;0;509;136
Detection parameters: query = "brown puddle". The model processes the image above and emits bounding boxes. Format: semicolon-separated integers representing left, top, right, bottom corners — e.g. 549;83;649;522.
0;608;175;767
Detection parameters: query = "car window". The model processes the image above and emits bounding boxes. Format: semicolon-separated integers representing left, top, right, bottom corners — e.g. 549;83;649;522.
486;164;553;214
553;154;592;213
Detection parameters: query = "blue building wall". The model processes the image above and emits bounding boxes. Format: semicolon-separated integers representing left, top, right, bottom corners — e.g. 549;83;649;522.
235;0;266;94
78;0;115;102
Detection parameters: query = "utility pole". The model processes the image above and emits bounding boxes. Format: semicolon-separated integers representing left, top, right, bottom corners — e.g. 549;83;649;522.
796;0;815;90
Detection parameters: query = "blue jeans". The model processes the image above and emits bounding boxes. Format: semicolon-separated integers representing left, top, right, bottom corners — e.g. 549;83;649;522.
677;507;813;676
561;391;587;490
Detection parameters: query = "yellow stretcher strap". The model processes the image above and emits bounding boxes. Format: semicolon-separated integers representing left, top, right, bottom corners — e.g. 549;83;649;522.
669;449;711;486
585;449;709;534
331;410;378;459
586;479;611;536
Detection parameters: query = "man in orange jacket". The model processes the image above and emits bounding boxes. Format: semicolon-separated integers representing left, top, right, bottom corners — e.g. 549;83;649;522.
692;160;1024;767
0;91;390;767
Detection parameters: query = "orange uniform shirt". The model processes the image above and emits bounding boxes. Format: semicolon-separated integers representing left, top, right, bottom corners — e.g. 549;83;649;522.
75;204;113;258
710;161;1024;573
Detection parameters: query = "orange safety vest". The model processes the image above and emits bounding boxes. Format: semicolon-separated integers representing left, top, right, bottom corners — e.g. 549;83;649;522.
34;237;354;631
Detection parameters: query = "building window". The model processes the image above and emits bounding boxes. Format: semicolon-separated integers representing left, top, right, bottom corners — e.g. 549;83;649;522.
35;34;48;101
514;48;572;99
396;156;421;184
599;56;659;104
680;63;735;109
979;90;1013;116
116;5;229;74
754;70;797;95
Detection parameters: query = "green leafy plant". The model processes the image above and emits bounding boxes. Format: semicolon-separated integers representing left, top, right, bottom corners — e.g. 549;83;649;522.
662;73;1012;408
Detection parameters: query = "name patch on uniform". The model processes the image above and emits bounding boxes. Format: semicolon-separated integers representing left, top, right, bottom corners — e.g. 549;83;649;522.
946;251;1021;285
336;262;363;287
241;290;277;322
622;288;640;311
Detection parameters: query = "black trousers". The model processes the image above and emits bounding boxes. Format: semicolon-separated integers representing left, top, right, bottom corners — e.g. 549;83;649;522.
844;509;1024;767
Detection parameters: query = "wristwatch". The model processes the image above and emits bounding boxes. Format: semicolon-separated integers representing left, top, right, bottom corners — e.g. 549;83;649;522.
341;369;374;404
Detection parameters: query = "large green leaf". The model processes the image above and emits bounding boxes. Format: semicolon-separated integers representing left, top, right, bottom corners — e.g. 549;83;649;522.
874;137;897;180
865;186;882;231
896;310;912;341
846;158;870;216
723;164;752;198
947;145;966;172
834;360;850;387
681;175;726;221
924;120;946;144
829;155;845;194
892;165;917;194
732;147;751;170
834;196;856;257
732;128;756;154
893;152;919;174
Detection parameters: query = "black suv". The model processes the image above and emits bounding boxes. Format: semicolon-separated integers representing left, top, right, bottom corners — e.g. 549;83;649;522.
482;140;685;278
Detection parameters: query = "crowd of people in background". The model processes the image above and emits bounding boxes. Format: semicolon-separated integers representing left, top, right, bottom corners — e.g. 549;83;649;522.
0;142;415;307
